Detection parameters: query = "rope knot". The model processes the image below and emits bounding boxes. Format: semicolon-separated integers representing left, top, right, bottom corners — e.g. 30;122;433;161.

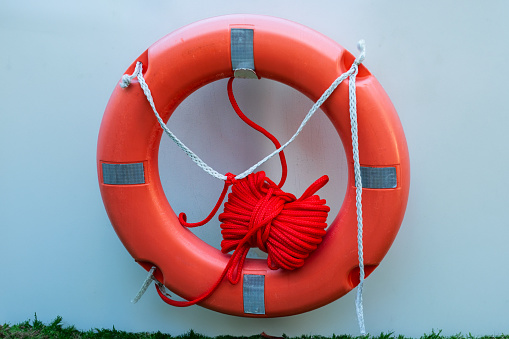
244;185;284;251
219;171;330;283
225;172;238;186
354;39;366;66
119;61;143;88
120;74;133;88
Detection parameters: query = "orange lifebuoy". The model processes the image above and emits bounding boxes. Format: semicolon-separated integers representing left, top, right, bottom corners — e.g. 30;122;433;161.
97;14;409;317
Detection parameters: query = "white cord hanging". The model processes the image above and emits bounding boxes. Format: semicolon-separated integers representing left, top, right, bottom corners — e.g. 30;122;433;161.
349;40;367;336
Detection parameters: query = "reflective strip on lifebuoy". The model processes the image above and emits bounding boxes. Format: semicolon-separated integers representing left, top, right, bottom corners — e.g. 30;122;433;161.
97;14;410;317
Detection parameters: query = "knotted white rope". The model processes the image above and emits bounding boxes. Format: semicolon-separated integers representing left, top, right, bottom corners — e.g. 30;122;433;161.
122;41;368;334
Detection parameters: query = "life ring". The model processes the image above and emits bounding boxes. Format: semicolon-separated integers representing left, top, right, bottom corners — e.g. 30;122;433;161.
97;14;410;317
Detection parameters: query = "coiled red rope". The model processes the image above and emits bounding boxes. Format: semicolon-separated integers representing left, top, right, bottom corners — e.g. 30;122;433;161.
220;171;330;282
156;78;330;306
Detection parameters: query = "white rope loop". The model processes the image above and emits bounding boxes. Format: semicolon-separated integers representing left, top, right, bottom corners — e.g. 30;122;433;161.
122;41;368;335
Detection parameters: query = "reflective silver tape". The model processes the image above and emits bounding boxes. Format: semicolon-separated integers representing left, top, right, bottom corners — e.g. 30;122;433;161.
231;28;255;74
102;162;145;185
243;274;265;315
360;166;397;189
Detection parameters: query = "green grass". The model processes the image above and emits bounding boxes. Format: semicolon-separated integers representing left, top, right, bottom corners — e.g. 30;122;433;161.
1;315;508;339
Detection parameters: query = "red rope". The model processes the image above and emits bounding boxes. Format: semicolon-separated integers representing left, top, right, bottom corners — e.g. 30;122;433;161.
178;78;286;226
226;77;287;188
156;78;330;307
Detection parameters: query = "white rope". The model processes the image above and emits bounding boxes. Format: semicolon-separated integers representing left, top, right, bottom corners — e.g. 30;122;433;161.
131;266;172;304
131;266;156;303
349;40;366;335
119;42;365;182
122;42;368;334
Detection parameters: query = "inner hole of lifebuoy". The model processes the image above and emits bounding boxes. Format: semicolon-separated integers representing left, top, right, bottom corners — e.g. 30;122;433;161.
158;78;347;260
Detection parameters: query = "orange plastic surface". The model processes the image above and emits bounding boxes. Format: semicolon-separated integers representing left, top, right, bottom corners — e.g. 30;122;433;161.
97;14;410;317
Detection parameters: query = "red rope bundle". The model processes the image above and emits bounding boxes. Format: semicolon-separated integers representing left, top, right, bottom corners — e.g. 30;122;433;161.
155;78;330;307
219;171;330;284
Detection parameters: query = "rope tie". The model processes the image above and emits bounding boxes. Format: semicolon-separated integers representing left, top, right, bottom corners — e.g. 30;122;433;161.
126;40;367;334
120;61;142;89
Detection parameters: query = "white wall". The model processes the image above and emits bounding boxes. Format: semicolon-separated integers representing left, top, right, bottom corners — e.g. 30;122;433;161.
2;0;509;337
